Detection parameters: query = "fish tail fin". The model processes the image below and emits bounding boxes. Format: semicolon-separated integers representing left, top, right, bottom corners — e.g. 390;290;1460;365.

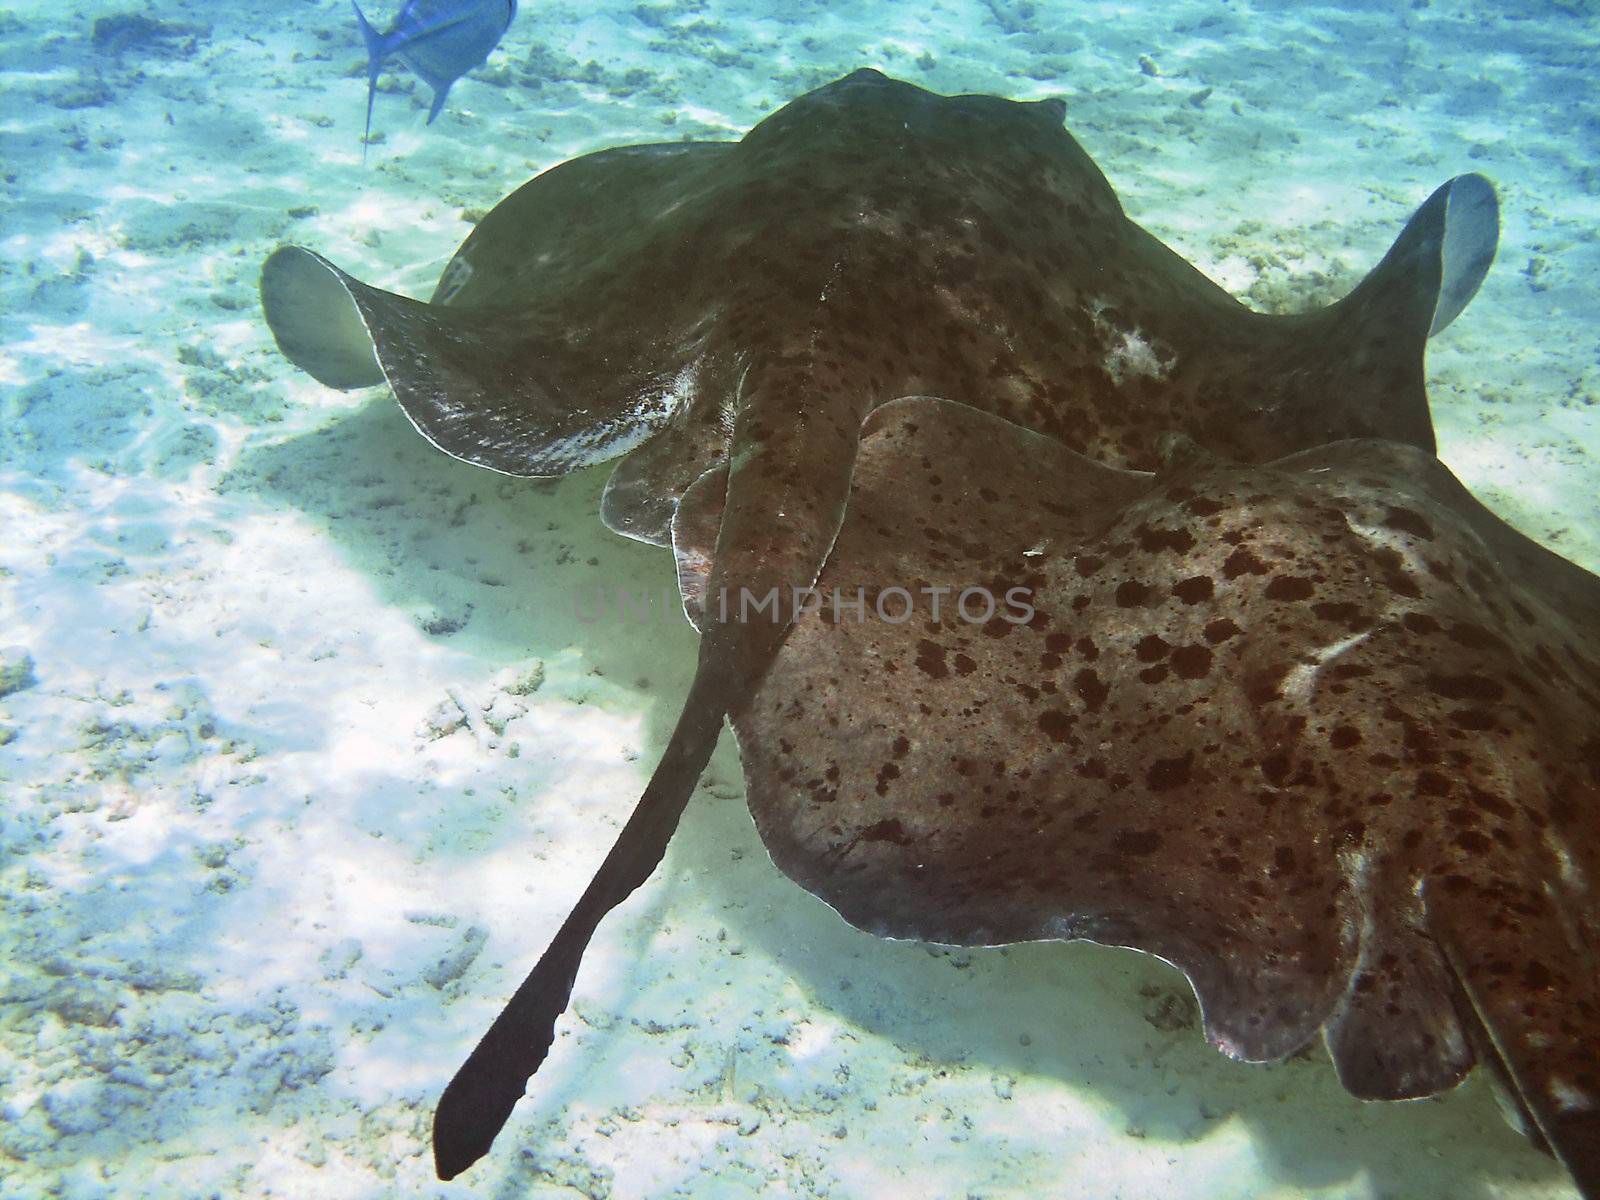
352;0;385;159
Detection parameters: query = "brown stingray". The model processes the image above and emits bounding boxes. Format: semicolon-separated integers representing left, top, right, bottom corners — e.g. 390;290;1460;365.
254;69;1547;1184
683;397;1599;1192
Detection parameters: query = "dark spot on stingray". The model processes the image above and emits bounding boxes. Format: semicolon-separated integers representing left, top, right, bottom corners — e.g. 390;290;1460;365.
1426;672;1505;703
1138;664;1169;684
874;762;900;796
1329;724;1362;750
1203;617;1242;644
1264;575;1316;602
1417;770;1452;796
1115;580;1151;607
890;737;910;760
1260;752;1293;787
1171;644;1213;679
1371;545;1422;599
1451;708;1497;731
859;818;911;845
1445;622;1503;652
1222;547;1269;578
1383;506;1435;540
1146;752;1193;792
1038;709;1075;742
1466;786;1516;821
981;615;1016;639
1171;575;1214;604
915;638;949;679
1114;829;1163;855
1311;600;1364;625
1243;665;1289;707
1072;668;1109;712
1578;737;1600;786
1135;634;1171;662
1137;524;1197;555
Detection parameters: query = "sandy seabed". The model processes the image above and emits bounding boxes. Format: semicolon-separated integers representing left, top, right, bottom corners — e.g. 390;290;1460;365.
1;0;1597;1197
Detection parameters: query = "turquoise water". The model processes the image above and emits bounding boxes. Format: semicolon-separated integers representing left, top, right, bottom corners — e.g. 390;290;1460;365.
1;1;1596;1197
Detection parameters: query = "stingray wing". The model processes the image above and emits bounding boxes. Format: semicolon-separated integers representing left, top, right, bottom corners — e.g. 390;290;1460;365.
260;143;734;477
728;398;1599;1179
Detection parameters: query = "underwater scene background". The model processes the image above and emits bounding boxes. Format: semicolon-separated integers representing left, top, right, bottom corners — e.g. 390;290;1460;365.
2;0;1597;1196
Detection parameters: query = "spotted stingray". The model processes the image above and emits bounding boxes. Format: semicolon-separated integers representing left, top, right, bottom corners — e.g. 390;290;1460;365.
258;69;1597;1193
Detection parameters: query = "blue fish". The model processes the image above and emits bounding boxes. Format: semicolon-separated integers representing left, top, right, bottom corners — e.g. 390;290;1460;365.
352;0;516;152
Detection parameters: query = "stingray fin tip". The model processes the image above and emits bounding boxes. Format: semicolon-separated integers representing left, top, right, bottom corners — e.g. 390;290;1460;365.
259;246;385;390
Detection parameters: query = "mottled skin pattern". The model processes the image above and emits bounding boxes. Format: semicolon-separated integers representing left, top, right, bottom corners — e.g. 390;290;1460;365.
278;68;1452;544
258;69;1554;1185
717;398;1599;1190
273;68;1462;682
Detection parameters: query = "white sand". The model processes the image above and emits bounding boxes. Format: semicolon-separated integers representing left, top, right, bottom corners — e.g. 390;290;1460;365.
1;0;1595;1196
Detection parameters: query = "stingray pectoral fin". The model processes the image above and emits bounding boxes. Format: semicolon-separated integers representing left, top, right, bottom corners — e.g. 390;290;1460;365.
433;654;731;1180
1429;172;1499;334
260;246;680;476
1340;172;1499;338
261;246;385;390
1426;878;1600;1195
1235;174;1499;457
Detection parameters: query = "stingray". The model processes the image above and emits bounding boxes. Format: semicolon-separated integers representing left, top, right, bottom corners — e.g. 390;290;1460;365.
257;69;1595;1192
708;399;1600;1194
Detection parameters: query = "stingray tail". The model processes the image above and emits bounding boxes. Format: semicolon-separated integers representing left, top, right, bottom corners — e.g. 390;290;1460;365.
433;355;862;1178
431;642;735;1180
